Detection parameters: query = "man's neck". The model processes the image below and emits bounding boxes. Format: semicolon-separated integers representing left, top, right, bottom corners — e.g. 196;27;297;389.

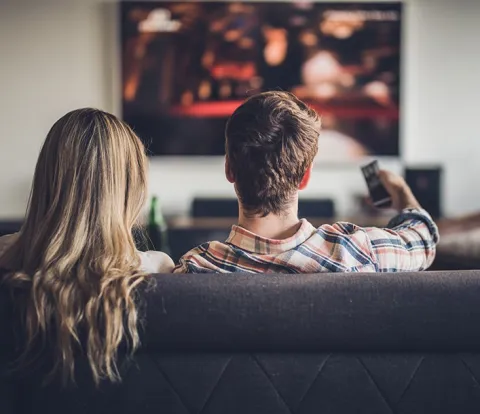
237;203;301;240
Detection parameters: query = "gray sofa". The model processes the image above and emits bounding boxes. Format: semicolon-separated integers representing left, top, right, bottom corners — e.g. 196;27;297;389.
2;271;480;414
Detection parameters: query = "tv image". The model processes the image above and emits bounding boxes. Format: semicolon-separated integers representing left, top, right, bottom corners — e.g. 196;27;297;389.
121;2;402;160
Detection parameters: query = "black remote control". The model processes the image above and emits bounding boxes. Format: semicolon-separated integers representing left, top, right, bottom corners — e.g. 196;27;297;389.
361;161;392;208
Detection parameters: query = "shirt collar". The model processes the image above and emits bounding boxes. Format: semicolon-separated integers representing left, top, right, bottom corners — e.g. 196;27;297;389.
226;219;316;255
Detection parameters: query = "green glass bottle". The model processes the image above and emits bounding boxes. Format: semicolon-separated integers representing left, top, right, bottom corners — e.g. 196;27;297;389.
147;196;170;255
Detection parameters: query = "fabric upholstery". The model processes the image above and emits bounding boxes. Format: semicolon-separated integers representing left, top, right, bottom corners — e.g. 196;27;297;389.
2;271;480;413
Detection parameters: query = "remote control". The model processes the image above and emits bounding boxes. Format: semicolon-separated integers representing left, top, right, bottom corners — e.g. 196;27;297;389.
361;161;392;208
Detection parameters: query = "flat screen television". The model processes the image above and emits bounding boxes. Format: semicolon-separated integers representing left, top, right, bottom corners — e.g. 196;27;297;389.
121;2;402;161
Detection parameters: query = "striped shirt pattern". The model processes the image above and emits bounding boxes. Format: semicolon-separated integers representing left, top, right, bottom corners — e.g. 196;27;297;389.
174;209;439;274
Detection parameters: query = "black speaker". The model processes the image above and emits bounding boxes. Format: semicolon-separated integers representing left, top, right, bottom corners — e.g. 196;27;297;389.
191;198;336;219
192;198;239;218
405;167;442;218
298;199;336;219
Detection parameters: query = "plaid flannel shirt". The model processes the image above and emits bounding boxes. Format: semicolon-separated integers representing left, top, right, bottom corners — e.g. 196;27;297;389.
174;209;439;274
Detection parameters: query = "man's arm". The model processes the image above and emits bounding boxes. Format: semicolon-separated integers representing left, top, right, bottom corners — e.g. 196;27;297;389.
173;244;215;274
366;209;438;271
366;170;439;272
173;260;188;274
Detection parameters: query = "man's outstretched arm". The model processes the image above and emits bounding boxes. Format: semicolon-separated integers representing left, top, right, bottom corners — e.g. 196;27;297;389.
366;170;439;271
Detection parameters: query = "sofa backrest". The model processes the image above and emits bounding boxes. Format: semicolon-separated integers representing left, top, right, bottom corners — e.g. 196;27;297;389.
2;271;480;414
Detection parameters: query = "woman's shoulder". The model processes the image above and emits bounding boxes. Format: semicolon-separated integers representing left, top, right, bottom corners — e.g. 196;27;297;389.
137;250;175;274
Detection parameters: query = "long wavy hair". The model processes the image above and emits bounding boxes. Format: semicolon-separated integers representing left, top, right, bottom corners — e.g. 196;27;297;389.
0;108;149;384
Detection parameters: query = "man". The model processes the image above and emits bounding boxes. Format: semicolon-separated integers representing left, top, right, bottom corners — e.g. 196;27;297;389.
174;91;438;273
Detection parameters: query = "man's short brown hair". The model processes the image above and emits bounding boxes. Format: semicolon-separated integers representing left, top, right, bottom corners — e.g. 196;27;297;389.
225;91;321;216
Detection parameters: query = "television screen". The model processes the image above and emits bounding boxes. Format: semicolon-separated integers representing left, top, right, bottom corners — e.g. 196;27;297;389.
121;2;402;160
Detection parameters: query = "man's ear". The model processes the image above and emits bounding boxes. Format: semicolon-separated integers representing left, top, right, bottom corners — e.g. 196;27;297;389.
299;167;312;190
225;156;235;183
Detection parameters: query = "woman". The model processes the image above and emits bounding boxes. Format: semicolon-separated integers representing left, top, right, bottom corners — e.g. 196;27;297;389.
0;108;173;384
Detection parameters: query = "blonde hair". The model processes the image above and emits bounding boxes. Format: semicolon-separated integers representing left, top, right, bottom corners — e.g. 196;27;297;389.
0;108;149;384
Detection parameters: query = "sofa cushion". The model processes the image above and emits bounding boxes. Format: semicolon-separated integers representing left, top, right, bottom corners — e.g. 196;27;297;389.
142;271;480;352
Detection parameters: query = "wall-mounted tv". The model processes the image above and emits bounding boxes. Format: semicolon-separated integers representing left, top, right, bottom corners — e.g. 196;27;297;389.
121;2;402;161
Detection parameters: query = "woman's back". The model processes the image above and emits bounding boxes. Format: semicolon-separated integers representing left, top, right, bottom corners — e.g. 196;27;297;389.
0;108;171;385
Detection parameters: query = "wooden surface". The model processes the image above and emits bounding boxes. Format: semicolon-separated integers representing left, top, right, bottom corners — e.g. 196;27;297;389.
0;216;392;235
437;213;480;235
167;216;392;230
433;213;480;269
3;215;480;269
3;214;479;234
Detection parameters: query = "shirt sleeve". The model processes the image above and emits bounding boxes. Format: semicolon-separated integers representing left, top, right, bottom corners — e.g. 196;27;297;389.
173;244;222;274
173;255;216;274
366;208;439;272
173;247;203;274
173;260;188;274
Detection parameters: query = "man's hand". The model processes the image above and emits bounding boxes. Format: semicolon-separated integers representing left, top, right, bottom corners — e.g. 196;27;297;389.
378;170;421;212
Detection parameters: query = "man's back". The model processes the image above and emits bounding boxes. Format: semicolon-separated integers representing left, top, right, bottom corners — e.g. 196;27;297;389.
175;209;438;274
176;92;439;274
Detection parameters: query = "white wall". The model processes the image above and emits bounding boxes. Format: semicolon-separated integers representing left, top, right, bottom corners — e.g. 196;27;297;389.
0;0;479;219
